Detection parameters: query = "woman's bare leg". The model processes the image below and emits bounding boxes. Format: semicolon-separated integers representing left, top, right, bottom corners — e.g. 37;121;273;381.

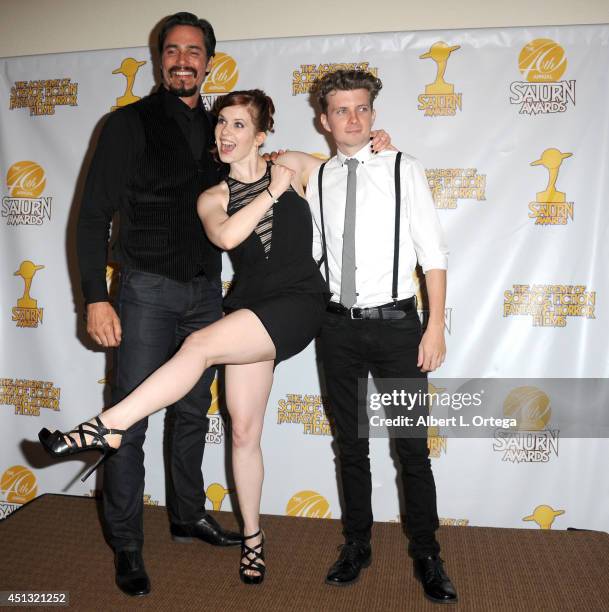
225;360;274;576
94;309;275;445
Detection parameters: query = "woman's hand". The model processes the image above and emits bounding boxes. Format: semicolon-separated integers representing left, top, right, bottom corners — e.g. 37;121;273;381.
268;163;295;199
262;149;287;162
370;129;396;153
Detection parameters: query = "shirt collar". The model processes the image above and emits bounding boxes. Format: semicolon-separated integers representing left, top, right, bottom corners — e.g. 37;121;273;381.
161;85;204;119
336;142;373;166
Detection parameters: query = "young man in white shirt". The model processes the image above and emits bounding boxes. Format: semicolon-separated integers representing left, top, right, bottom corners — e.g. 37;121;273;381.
307;69;457;604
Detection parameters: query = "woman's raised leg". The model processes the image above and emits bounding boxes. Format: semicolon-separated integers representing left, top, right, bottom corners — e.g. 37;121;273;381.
84;309;275;446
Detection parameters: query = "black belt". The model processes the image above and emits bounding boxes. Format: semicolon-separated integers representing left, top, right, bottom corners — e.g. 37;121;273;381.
326;296;416;320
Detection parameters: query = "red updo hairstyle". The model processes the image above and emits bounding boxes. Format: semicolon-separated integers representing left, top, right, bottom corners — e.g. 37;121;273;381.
212;89;275;133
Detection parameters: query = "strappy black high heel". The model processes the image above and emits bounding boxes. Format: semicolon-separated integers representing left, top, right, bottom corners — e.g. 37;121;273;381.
239;529;265;585
38;416;125;482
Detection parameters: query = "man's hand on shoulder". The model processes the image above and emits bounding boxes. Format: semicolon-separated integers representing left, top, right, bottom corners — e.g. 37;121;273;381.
417;322;445;372
86;301;122;347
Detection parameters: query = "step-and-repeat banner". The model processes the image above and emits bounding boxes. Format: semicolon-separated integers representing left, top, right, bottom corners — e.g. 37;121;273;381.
2;24;608;534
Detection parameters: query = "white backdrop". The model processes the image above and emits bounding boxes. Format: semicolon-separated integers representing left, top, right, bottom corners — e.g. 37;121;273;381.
1;24;608;534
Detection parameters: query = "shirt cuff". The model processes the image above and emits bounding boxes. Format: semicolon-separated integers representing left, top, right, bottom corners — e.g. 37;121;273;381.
420;257;448;274
81;279;110;305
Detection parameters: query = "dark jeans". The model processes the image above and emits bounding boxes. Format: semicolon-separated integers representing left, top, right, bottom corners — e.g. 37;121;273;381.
319;309;441;559
103;269;222;552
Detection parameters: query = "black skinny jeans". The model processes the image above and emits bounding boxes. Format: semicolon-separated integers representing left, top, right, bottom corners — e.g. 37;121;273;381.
319;308;441;559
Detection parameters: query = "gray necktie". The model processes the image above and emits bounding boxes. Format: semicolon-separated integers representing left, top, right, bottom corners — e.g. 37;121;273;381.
340;158;359;308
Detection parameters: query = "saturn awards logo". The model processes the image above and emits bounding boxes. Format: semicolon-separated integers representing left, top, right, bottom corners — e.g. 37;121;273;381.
221;280;233;297
427;383;447;457
12;260;45;328
509;39;575;114
292;61;379;96
201;52;239;110
523;504;565;529
417;42;462;116
0;465;38;519
286;490;331;518
206;377;225;444
142;493;159;506
426;167;486;209
503;284;595;327
2;161;52;226
439;517;469;526
9;78;78;116
528;148;574;225
111;57;147;110
0;378;61;416
277;393;331;435
492;387;559;463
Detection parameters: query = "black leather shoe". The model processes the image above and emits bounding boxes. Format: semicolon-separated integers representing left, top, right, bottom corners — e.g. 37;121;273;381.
414;556;458;604
170;514;241;546
115;550;150;597
325;541;372;586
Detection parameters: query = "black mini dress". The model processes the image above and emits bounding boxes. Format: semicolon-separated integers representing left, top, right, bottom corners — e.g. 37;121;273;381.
223;162;329;363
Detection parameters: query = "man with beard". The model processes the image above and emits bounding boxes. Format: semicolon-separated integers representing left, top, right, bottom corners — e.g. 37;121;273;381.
76;12;240;597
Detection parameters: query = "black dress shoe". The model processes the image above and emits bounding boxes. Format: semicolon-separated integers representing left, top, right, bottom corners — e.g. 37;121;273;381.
325;541;372;586
170;514;242;546
115;550;150;597
414;556;458;604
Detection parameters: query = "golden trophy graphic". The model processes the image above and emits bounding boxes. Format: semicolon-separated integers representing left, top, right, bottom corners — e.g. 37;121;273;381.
207;378;221;415
14;260;44;309
523;504;565;529
420;42;461;95
105;262;120;299
531;148;572;203
206;483;230;511
111;58;146;110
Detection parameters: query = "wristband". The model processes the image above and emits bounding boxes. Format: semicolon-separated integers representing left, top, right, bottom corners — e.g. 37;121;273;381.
266;187;278;203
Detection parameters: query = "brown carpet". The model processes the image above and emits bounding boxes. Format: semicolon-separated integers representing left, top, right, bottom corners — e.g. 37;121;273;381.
1;494;608;611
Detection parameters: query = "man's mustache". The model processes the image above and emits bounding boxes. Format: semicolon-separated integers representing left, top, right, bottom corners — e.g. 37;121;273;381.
169;66;198;78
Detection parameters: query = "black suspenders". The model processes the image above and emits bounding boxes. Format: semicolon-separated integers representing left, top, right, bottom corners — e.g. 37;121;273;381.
317;162;330;283
317;152;403;301
392;152;402;302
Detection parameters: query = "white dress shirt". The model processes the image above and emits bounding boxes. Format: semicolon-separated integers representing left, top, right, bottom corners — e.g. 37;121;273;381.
307;144;448;308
